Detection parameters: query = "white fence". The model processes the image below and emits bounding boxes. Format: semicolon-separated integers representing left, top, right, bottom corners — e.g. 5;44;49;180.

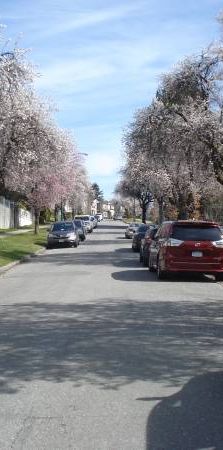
0;196;33;229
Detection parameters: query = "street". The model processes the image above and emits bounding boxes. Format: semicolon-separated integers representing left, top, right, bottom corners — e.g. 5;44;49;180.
0;221;223;450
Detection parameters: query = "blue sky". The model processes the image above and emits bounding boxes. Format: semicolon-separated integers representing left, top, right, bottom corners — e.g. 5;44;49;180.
0;0;222;199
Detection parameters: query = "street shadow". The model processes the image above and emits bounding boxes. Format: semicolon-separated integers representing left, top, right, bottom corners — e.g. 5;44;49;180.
115;248;132;253
0;299;223;394
78;239;119;246
146;371;223;450
112;269;215;282
97;224;125;230
112;269;155;282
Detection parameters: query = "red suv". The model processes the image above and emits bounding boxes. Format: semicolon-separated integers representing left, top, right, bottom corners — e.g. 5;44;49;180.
148;221;223;281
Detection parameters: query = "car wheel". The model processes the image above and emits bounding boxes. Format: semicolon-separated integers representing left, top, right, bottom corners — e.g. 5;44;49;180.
132;245;137;252
215;273;223;282
148;256;156;272
73;241;78;248
157;258;167;280
142;254;147;267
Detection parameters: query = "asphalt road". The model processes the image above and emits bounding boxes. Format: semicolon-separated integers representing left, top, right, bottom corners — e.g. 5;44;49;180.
0;220;223;450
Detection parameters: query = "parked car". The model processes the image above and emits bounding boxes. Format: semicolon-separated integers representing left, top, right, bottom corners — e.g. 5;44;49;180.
139;226;159;265
73;219;86;241
95;213;103;221
75;215;93;233
125;223;140;239
90;215;98;228
47;221;79;248
148;220;223;281
132;223;151;252
114;214;123;220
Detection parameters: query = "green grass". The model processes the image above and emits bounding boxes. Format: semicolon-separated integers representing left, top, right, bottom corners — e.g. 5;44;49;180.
0;229;47;267
0;225;34;234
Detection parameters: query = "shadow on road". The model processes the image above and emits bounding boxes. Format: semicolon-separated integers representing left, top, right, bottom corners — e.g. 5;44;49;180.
145;371;223;450
0;299;223;394
112;269;155;282
97;224;125;230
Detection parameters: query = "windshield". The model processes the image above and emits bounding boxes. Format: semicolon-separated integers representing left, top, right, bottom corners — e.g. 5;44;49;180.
172;225;222;241
52;223;74;232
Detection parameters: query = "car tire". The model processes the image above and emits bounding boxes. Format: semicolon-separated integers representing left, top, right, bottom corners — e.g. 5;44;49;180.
215;273;223;282
132;246;137;252
157;258;167;280
73;241;78;248
142;254;147;267
148;256;156;272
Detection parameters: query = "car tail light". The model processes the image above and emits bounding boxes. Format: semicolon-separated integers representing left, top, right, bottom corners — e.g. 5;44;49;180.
165;238;184;247
212;239;223;248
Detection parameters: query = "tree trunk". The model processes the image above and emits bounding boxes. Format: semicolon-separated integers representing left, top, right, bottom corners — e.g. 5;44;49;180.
54;205;57;222
177;193;186;220
158;197;164;224
133;197;136;220
34;208;40;235
141;203;147;223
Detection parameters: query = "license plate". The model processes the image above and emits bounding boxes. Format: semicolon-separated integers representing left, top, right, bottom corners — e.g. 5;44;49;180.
192;251;203;257
59;239;65;243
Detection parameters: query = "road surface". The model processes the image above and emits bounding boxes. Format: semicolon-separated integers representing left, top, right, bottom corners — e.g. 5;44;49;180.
0;221;223;449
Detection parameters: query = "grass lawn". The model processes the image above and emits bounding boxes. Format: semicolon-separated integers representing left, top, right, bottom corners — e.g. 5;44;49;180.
0;229;47;267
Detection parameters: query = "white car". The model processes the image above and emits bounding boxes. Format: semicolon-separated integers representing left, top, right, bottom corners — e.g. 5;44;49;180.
95;213;103;221
75;215;93;233
125;222;140;239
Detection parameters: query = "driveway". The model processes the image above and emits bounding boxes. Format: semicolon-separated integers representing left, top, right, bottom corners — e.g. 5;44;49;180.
0;221;222;449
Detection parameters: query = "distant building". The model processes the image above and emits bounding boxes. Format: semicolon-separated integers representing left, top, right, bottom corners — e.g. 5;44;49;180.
91;199;98;215
102;201;115;218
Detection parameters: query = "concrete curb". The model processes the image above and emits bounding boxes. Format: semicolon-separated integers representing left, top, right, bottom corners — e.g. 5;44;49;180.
0;247;46;275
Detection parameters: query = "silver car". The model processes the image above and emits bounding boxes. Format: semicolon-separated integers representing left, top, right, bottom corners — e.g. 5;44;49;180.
47;221;79;248
125;222;140;239
75;215;93;233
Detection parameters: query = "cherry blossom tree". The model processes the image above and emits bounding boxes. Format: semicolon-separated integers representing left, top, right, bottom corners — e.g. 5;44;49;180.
0;31;38;196
0;30;91;233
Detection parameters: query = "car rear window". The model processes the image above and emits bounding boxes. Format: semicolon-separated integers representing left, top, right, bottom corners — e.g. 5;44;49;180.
76;216;89;221
138;224;148;232
52;223;74;232
171;225;222;241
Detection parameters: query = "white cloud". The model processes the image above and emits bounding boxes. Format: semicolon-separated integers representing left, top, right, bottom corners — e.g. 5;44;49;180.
36;58;115;89
33;3;144;39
